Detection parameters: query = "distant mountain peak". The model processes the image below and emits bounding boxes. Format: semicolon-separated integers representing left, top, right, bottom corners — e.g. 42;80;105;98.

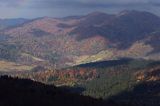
118;10;158;17
87;11;109;17
118;10;132;16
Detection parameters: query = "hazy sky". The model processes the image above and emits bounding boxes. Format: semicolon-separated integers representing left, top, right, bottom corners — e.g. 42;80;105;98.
0;0;160;18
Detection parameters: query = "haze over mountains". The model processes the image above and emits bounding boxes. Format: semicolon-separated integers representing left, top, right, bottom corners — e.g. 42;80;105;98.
0;10;160;70
0;10;160;106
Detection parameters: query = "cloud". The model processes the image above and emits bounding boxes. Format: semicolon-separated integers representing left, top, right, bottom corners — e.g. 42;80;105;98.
1;0;160;8
28;0;160;8
0;0;28;7
0;0;160;18
28;0;136;8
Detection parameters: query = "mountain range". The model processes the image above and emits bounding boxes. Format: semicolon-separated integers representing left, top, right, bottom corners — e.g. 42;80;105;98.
0;10;160;70
0;10;160;106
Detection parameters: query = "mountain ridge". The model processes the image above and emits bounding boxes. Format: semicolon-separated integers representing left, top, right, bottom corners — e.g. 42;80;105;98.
0;10;160;69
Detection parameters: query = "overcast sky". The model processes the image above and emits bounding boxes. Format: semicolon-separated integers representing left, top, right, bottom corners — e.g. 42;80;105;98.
0;0;160;18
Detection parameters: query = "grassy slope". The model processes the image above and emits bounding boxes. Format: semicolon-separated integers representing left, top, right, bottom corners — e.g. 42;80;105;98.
0;60;34;72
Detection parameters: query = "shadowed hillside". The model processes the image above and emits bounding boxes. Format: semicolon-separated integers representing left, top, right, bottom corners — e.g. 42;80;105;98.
75;58;133;68
0;76;123;106
109;81;160;106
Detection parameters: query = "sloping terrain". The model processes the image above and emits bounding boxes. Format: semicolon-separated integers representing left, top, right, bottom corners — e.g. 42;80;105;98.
12;59;160;106
0;10;160;69
0;10;159;106
1;63;160;106
0;60;33;72
0;76;121;106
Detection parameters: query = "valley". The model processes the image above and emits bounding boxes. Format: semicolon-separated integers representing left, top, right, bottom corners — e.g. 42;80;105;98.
4;58;160;106
0;10;160;106
0;10;160;69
